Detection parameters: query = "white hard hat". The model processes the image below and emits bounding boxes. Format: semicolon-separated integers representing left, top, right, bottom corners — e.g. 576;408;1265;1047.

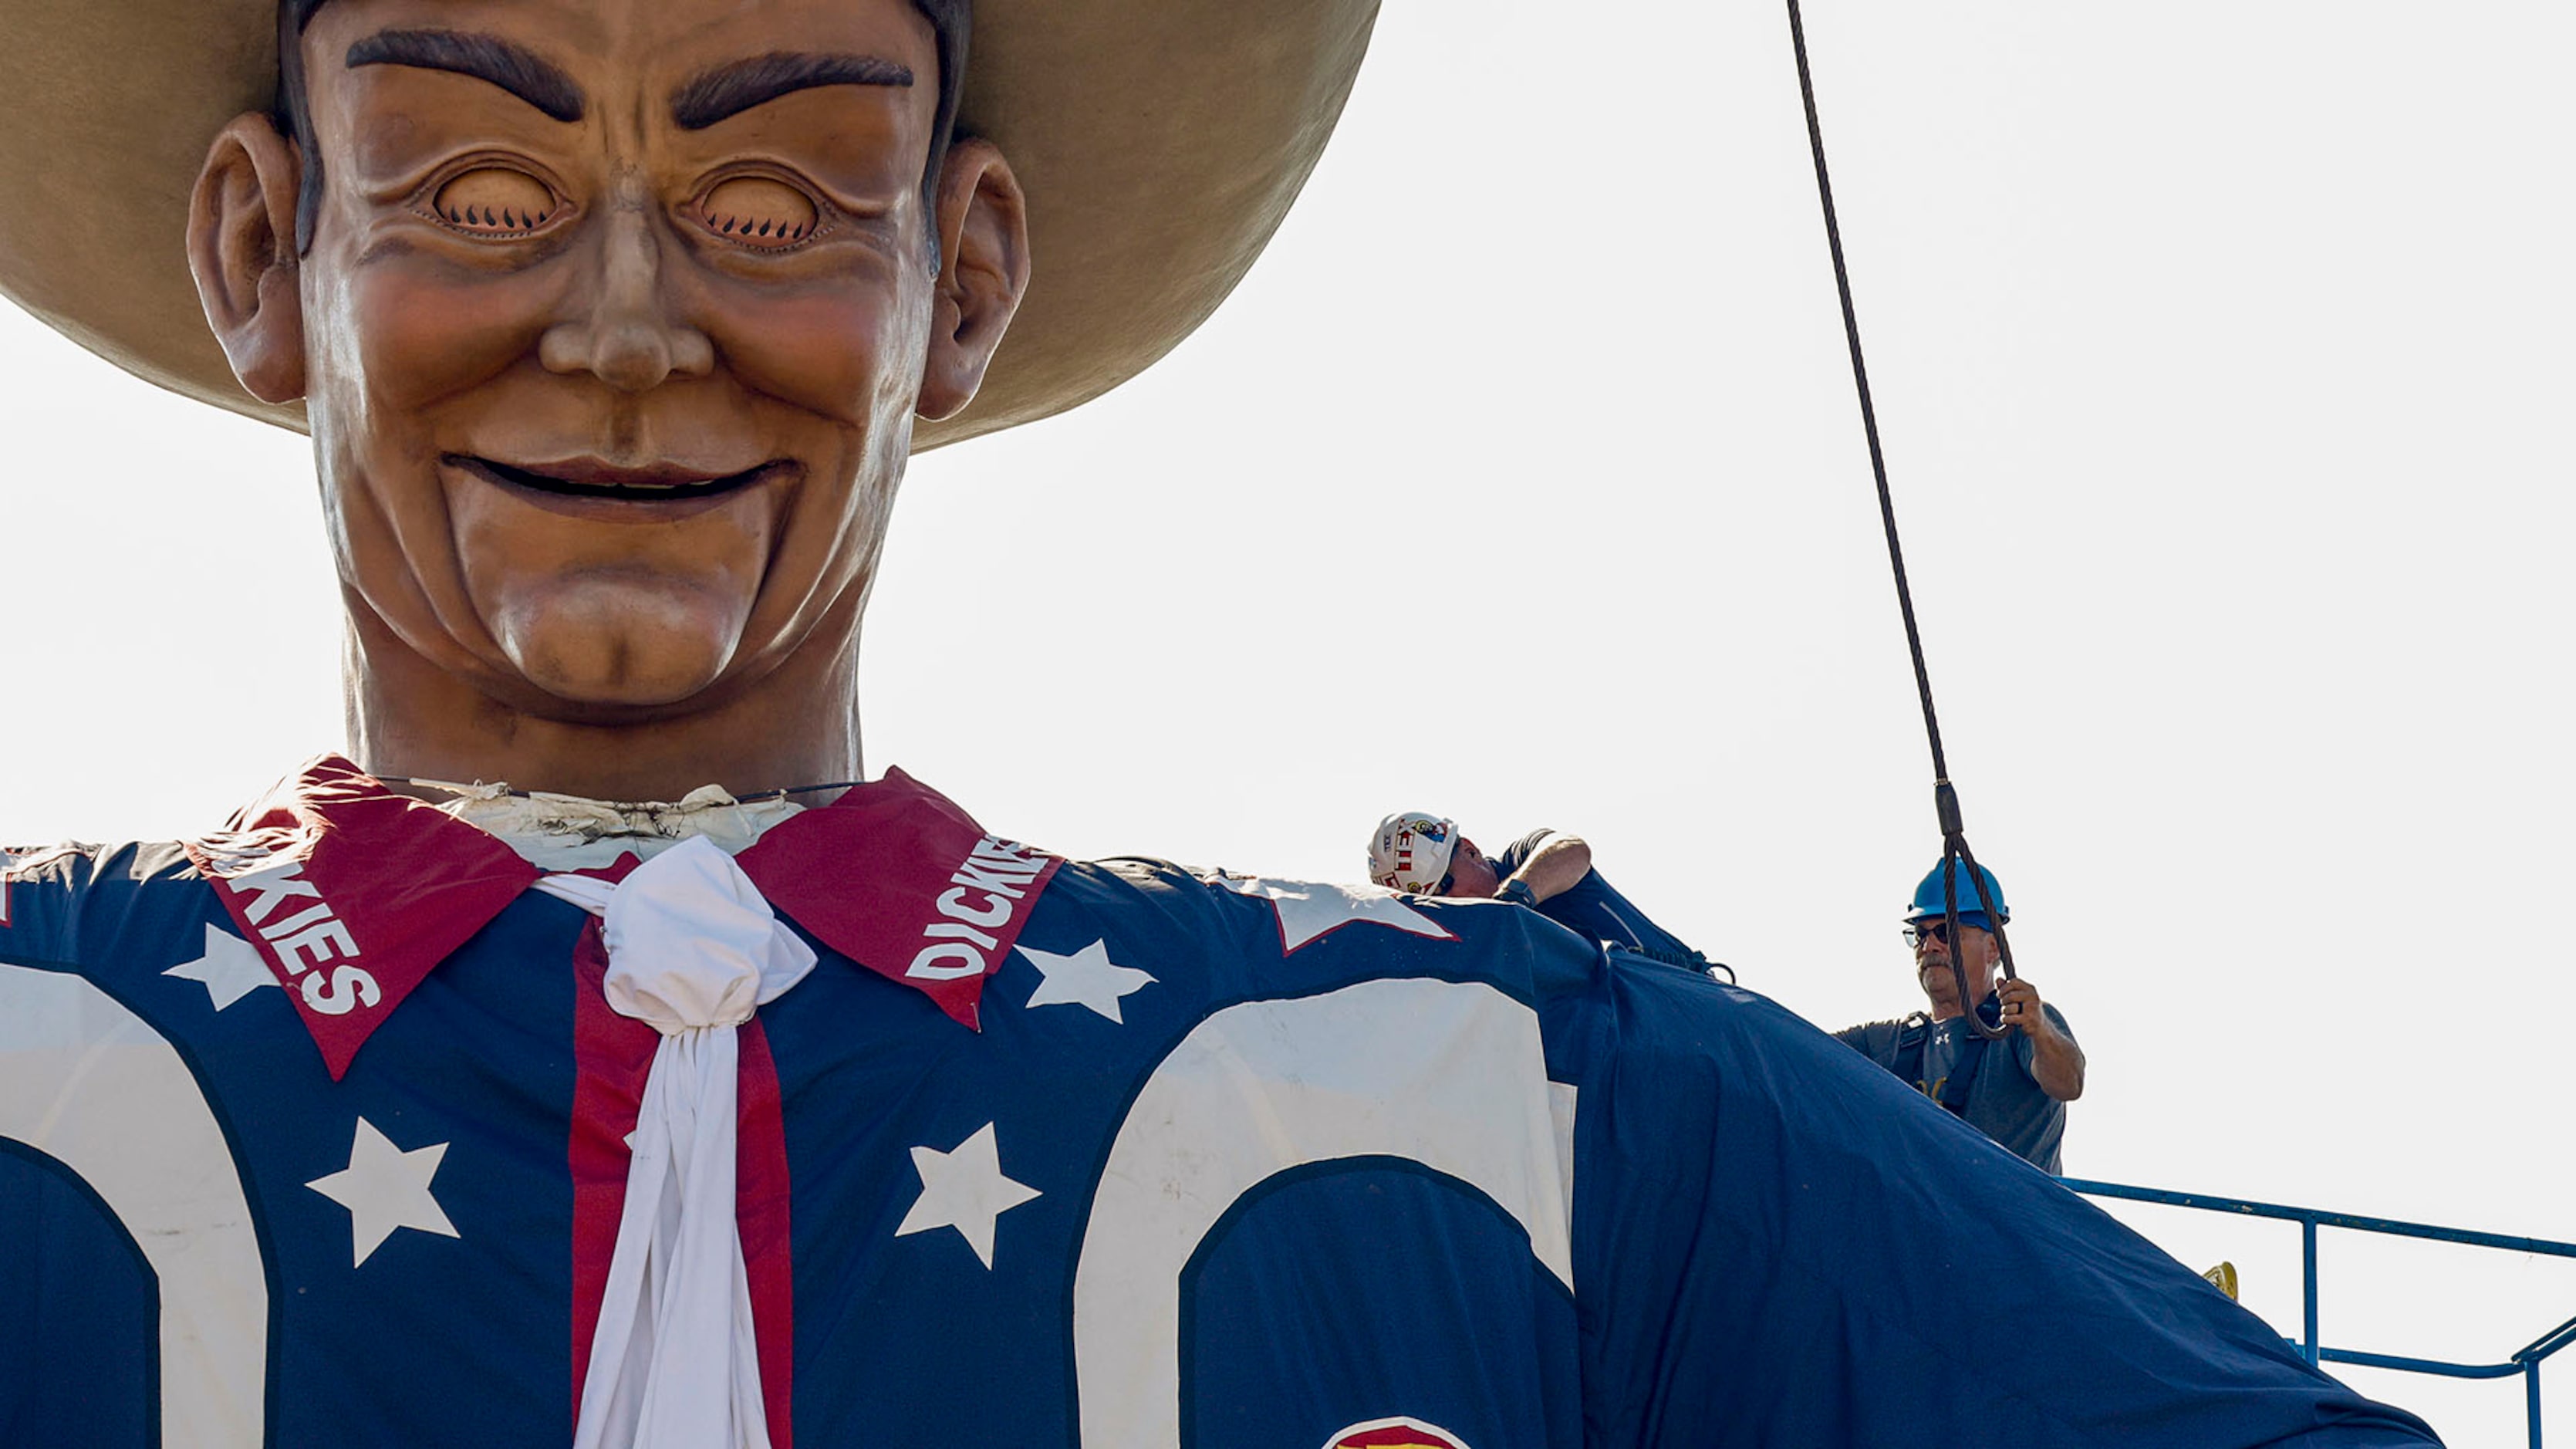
1366;812;1458;894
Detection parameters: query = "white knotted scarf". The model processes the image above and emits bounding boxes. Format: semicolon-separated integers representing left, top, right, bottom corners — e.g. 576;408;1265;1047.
535;836;817;1449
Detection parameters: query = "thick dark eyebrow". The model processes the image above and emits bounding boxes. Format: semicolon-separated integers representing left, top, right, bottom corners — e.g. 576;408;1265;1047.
671;52;914;131
345;30;586;124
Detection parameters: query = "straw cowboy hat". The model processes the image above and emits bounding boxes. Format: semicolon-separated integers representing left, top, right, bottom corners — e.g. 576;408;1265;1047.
0;0;1379;449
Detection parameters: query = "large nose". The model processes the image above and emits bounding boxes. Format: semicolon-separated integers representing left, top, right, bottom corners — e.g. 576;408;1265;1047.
539;195;715;393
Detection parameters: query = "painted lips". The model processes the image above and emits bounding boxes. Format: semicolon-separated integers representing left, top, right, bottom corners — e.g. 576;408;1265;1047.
445;453;782;502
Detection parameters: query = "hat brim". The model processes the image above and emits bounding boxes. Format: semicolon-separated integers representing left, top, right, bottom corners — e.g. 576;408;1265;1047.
1905;911;2000;929
0;0;1379;451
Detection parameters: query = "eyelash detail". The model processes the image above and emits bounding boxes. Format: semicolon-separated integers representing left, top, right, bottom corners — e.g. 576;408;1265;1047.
697;176;820;248
428;167;562;237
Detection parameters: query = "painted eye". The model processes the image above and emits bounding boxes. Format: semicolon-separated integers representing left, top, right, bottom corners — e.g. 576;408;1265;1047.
697;176;819;247
430;167;559;235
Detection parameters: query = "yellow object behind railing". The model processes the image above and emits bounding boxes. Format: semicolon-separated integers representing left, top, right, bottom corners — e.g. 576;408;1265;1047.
2203;1261;2240;1301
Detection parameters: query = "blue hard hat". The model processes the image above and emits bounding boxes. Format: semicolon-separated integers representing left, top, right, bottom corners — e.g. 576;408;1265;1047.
1906;860;2009;926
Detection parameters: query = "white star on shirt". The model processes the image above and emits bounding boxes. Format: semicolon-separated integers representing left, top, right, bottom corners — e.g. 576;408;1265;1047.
307;1117;460;1268
1018;938;1155;1022
894;1122;1040;1269
164;922;279;1012
1210;874;1455;954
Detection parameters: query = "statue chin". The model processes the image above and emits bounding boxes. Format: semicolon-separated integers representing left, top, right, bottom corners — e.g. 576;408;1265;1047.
485;579;748;712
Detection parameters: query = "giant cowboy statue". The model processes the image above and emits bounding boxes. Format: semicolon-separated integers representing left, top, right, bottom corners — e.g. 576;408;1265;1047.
0;2;2439;1447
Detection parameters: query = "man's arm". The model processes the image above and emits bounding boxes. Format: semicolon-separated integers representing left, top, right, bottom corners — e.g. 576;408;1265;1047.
1504;833;1592;903
1997;977;2085;1101
1830;1020;1902;1075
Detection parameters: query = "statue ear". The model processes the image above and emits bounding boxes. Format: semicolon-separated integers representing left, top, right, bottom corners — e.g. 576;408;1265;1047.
915;137;1029;422
187;113;307;404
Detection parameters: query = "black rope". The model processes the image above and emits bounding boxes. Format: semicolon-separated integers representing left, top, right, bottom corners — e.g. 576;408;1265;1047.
1784;0;2017;1036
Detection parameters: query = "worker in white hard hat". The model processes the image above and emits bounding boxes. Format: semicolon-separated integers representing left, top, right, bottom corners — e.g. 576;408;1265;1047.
1366;812;1720;974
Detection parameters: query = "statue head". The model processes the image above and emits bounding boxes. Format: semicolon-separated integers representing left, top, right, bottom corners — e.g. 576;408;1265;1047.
192;0;1021;714
0;0;1380;791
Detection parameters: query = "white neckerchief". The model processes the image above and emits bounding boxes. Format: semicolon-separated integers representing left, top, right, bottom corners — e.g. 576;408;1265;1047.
535;836;817;1449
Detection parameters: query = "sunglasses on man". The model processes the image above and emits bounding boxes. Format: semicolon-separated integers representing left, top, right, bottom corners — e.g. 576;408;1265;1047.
1901;919;1982;949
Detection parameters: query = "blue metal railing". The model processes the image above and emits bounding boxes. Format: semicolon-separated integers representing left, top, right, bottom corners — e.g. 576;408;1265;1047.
2063;1178;2576;1449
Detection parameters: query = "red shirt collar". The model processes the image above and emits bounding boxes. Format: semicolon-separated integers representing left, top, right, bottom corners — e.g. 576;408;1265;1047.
188;756;1058;1079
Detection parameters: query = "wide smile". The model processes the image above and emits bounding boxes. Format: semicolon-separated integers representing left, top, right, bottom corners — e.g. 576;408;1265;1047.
445;454;785;502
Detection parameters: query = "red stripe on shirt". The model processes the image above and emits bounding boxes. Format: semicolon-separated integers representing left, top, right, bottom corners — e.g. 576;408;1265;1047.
567;921;655;1427
738;1018;795;1447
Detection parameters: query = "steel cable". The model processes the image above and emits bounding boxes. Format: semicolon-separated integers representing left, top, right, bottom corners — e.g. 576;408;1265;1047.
1784;0;2018;1037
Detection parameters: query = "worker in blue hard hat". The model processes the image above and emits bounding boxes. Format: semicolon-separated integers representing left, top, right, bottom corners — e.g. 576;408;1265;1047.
1833;861;2085;1172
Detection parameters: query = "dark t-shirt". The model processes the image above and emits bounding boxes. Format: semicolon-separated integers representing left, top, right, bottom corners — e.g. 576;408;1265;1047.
1835;1001;2078;1173
1493;829;1704;966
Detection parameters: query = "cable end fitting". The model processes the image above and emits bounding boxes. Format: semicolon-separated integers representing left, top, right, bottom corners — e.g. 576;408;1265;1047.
1933;779;1963;838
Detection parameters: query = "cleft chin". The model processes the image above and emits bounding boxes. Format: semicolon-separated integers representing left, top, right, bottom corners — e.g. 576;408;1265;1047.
488;579;750;712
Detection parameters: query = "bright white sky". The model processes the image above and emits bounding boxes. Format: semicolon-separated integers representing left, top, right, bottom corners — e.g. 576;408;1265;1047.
3;2;2571;1440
